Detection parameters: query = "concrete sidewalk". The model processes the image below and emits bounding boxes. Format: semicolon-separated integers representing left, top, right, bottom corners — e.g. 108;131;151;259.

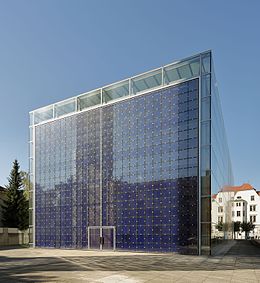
0;241;260;282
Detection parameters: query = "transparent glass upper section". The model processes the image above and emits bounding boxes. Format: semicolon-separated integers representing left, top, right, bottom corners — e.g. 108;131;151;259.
30;51;210;125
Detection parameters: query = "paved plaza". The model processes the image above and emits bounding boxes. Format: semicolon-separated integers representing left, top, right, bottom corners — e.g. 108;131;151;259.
0;240;260;282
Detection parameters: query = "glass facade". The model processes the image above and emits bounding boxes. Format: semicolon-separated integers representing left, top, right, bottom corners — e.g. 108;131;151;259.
29;51;233;255
34;80;199;253
211;60;234;252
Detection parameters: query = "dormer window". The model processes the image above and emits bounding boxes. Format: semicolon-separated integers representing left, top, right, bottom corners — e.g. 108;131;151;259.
237;196;241;199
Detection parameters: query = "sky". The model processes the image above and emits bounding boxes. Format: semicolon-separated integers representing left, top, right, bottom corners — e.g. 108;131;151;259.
0;0;259;188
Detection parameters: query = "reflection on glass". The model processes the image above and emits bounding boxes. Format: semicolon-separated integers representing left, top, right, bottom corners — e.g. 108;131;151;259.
29;158;33;172
55;99;76;117
30;51;234;256
78;90;101;110
29;112;33;126
34;80;199;254
132;69;162;94
210;54;234;255
29;142;33;157
201;97;211;121
202;53;211;74
164;56;200;84
201;170;211;196
201;121;210;146
201;74;211;98
29;127;33;142
103;80;129;103
34;106;53;124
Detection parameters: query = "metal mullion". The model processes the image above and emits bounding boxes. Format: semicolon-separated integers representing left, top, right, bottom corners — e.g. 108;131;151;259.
99;106;103;250
198;54;202;255
189;64;194;77
176;68;182;80
32;124;36;247
161;67;164;85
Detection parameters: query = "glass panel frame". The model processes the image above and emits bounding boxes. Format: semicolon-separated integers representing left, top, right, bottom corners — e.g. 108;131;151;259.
103;80;129;103
34;106;54;124
29;112;34;126
131;69;162;95
202;53;211;74
164;56;200;84
201;74;211;98
54;98;76;118
78;90;101;111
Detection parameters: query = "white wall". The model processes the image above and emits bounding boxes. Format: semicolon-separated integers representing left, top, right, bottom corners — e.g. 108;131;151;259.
212;189;260;239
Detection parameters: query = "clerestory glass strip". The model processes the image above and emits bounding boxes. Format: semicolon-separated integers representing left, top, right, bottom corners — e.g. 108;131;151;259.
30;52;208;126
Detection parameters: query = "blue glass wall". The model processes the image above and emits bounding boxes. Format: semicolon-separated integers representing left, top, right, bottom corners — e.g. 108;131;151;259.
35;79;199;254
35;109;101;248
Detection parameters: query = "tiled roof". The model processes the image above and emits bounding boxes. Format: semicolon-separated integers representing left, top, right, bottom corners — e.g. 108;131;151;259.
222;183;254;192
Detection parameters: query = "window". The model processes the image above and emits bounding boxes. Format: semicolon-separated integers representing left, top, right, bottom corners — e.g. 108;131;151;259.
232;211;234;217
236;202;241;207
250;215;256;223
237;211;241;217
218;206;223;213
250;205;256;212
218;216;223;222
237;196;241;199
251;195;255;201
219;198;222;203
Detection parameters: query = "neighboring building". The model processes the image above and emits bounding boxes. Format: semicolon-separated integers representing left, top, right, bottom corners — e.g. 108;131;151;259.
0;186;7;226
212;183;260;239
29;51;233;255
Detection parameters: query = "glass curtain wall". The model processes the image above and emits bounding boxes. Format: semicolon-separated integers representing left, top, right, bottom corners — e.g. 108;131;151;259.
210;59;234;253
28;114;34;246
200;52;212;255
102;80;199;253
199;51;234;255
33;80;199;254
29;51;233;254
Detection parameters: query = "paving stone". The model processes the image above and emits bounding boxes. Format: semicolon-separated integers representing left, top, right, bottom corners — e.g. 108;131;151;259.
0;240;260;282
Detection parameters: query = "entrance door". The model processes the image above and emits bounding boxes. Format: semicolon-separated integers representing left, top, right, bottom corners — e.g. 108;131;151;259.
102;227;115;250
88;227;100;250
88;226;115;250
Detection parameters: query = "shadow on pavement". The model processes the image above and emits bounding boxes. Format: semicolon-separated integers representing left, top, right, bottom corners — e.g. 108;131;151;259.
0;245;29;251
0;240;260;282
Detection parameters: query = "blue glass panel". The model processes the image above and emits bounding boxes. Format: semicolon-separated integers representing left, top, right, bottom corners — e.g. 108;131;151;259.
35;79;199;254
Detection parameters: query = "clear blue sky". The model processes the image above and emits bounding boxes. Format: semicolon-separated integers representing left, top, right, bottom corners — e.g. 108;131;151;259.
0;0;259;188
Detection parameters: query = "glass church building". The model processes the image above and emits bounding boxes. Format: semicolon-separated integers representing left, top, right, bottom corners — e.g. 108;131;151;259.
28;51;233;255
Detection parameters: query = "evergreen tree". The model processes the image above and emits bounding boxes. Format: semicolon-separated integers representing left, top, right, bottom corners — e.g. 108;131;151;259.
2;160;29;230
20;170;31;201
